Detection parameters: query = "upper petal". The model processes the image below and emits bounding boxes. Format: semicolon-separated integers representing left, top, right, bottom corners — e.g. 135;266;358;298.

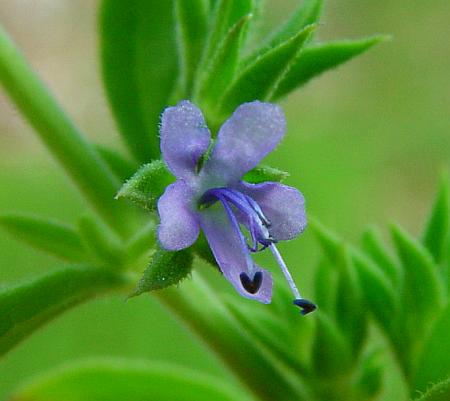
202;101;286;184
160;100;211;180
157;180;200;250
238;181;307;241
199;203;273;303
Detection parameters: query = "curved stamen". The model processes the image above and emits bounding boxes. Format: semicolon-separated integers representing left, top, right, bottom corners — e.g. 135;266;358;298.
242;194;271;227
212;193;257;277
203;188;273;250
201;187;316;313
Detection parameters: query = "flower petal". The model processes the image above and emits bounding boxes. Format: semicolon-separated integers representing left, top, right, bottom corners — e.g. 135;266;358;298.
199;203;273;303
160;100;211;180
202;101;285;184
238;181;307;240
157;181;200;250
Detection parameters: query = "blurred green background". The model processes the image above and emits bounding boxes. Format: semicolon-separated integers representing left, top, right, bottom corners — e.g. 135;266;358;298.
0;0;449;399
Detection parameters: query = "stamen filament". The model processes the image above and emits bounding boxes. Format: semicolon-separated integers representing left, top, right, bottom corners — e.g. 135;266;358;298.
201;187;316;313
215;194;256;275
269;243;301;299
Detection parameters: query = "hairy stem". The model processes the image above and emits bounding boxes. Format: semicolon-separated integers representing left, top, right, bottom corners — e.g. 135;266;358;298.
0;25;130;236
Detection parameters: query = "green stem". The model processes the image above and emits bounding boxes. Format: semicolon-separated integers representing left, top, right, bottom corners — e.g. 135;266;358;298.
0;25;129;236
155;272;311;401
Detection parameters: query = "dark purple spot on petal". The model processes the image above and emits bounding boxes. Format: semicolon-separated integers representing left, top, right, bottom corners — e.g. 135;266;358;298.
293;298;317;315
240;271;263;294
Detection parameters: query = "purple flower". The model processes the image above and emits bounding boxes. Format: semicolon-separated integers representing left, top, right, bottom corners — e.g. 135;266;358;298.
157;100;316;314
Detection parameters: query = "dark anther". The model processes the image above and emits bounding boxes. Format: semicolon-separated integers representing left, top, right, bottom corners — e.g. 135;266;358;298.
240;271;263;294
293;298;317;316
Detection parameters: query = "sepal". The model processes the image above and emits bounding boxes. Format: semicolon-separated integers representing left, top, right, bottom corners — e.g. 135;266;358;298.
130;247;193;296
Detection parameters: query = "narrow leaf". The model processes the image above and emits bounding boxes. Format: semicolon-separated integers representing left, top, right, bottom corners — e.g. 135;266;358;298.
0;266;127;357
125;221;156;263
362;227;401;286
391;225;446;326
243;164;289;184
9;359;247;401
174;0;209;97
422;177;449;264
196;15;251;107
413;303;450;393
131;248;193;296
201;0;254;65
226;296;308;375
156;273;308;401
218;24;316;116
100;0;178;162
95;144;138;182
0;214;86;262
309;218;342;262
415;378;450;401
272;35;387;100
78;215;125;268
355;350;384;399
248;0;323;61
314;259;337;315
335;248;367;354
312;313;352;378
352;250;398;332
116;160;175;212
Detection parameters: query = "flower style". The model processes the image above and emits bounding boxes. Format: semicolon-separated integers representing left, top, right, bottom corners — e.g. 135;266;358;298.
157;100;316;314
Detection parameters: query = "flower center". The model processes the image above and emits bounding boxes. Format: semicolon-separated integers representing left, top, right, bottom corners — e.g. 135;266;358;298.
200;187;316;315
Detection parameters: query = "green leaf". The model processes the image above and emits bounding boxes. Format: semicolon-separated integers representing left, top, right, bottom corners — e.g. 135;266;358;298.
243;164;289;184
217;24;316;117
100;0;178;162
225;296;308;375
201;0;254;65
156;273;308;401
125;221;156;264
314;259;337;316
248;0;323;61
391;225;446;329
414;378;450;401
335;247;367;354
196;15;251;108
0;266;127;357
354;349;384;399
309;218;342;262
116;160;175;212
362;227;401;286
9;359;248;401
414;303;450;393
95;144;138;182
421;176;449;264
0;214;86;262
174;0;209;97
352;250;398;332
78;215;125;268
312;312;352;378
131;248;193;296
272;35;387;100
